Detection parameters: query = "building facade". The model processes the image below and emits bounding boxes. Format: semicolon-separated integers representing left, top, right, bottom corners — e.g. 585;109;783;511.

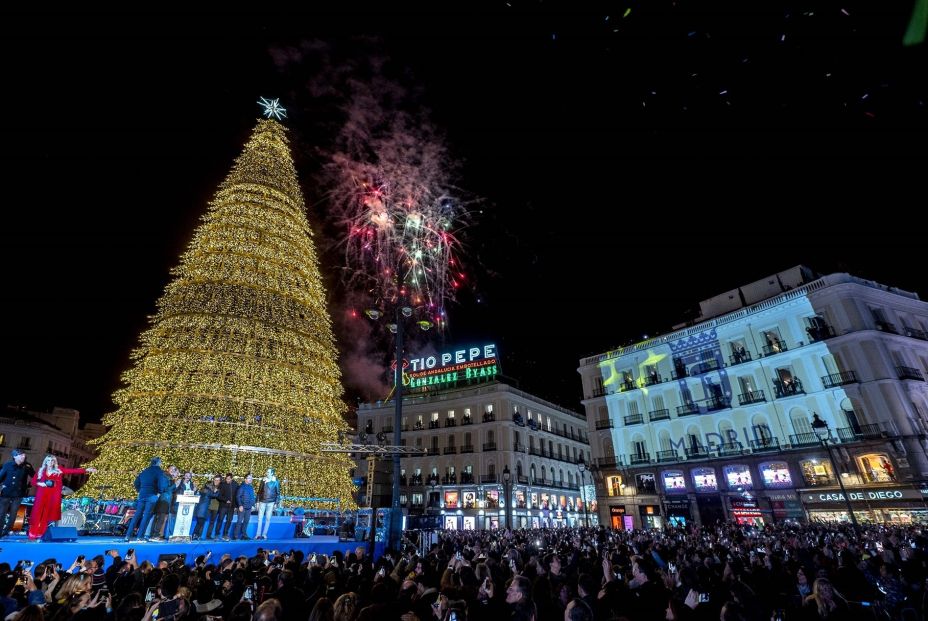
0;406;103;491
579;267;928;528
356;381;596;530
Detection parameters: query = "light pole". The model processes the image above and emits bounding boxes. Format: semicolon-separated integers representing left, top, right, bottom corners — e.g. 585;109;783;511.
367;300;433;551
578;456;591;528
502;465;512;530
811;413;859;531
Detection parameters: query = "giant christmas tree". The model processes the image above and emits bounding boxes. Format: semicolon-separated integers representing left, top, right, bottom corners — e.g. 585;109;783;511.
86;111;357;508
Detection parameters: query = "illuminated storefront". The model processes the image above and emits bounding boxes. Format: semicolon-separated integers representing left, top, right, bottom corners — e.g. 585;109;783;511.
802;486;928;524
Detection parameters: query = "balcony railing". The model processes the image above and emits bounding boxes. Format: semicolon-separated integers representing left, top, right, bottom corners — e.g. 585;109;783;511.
427;447;440;456
382;426;394;433
692;359;721;375
875;320;899;334
518;474;529;484
762;342;788;357
648;408;670;422
428;421;440;429
749;437;780;452
703;396;730;412
461;417;473;425
442;474;457;484
445;419;456;427
806;324;836;342
596;456;620;469
629;453;651;465
590;386;608;398
897;366;925;381
729;350;752;366
838;423;887;442
443;446;457;454
513;443;526;453
676;403;700;416
595;419;614;430
483;413;496;422
790;433;821;447
773;378;804;398
460;474;475;484
619;380;638;392
717;442;745;456
481;474;498;483
685;446;709;460
822;370;859;388
738;390;766;405
482;442;497;451
656;449;679;463
904;326;928;340
460;445;474;453
624;413;644;426
644;373;663;386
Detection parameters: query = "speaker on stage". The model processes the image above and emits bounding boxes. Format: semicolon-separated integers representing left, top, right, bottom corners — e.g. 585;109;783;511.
43;526;79;542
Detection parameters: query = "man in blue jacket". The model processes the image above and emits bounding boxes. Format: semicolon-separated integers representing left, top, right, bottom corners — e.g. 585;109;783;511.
124;457;171;541
0;449;34;538
233;473;256;540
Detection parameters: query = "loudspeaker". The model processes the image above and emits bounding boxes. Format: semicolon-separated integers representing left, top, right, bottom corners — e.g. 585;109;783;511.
42;525;79;542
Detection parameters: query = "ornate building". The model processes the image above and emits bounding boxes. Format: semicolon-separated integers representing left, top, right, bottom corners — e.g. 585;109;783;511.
357;371;595;530
579;267;928;527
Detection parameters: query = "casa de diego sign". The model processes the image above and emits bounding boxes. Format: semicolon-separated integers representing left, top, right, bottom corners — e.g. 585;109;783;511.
399;343;499;390
803;487;923;504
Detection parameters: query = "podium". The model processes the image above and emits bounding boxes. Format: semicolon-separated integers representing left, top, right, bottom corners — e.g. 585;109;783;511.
170;494;199;541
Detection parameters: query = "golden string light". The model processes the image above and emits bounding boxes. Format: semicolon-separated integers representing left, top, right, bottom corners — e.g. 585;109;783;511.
83;119;357;508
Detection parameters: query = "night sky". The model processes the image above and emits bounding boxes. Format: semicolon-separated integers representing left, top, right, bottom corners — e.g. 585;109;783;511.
2;3;926;421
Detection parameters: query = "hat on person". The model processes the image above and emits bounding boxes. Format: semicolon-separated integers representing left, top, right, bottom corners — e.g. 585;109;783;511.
11;449;23;457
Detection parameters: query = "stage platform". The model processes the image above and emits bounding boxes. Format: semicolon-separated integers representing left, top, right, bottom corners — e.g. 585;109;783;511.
0;535;384;566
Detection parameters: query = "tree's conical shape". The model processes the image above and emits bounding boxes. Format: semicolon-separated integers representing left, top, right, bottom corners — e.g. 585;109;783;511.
84;119;357;508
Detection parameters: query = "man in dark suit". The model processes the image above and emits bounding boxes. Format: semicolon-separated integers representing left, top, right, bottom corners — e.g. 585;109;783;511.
124;456;171;541
0;449;34;537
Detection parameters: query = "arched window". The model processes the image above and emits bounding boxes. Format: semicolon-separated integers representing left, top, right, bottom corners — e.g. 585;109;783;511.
790;409;812;435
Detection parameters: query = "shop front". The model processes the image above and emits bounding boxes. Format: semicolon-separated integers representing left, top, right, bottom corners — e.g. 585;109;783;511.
801;486;928;524
638;503;663;529
766;493;806;523
730;498;764;525
609;505;634;529
664;498;691;527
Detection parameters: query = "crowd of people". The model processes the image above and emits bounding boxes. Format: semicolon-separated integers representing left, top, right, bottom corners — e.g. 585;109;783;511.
3;522;928;621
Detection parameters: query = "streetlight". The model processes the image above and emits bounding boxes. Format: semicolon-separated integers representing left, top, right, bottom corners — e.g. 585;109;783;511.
578;456;591;528
811;413;859;531
368;298;433;550
502;465;512;530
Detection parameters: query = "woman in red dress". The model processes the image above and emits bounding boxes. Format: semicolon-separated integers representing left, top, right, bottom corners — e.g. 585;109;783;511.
28;455;96;540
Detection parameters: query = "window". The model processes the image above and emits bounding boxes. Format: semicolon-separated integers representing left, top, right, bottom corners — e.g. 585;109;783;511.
607;475;623;496
447;410;455;419
431;412;439;422
762;329;784;353
799;459;834;486
724;465;753;490
790;411;812;435
18;437;31;449
858;454;895;482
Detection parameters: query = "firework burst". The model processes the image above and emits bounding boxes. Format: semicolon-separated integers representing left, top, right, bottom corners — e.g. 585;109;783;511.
324;98;471;328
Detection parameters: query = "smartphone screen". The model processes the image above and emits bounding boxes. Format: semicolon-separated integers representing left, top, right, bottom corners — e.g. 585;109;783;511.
145;587;157;603
698;593;710;603
127;549;135;558
243;586;254;601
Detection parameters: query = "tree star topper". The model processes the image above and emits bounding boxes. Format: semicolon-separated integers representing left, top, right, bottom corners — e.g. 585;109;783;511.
258;97;287;120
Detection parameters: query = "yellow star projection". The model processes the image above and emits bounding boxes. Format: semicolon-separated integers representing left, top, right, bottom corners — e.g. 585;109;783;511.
82;118;356;509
